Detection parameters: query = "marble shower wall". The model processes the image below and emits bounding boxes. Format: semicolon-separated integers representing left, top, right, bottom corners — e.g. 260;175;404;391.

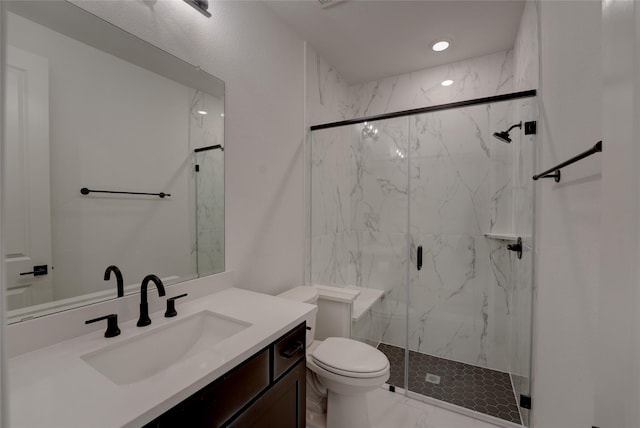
306;45;351;126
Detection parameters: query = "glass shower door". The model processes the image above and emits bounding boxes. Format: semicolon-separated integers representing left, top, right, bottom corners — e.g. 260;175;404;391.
404;100;533;426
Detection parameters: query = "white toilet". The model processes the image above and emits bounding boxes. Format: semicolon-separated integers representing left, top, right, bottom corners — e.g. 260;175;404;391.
278;286;390;428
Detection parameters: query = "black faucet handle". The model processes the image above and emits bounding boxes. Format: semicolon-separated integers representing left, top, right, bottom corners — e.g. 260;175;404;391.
165;293;188;318
86;314;121;338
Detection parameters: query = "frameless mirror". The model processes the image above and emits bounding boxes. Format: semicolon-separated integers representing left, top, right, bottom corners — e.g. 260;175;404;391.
3;0;225;323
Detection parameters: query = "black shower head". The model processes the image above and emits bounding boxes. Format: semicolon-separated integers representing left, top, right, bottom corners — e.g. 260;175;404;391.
492;131;512;143
492;121;522;144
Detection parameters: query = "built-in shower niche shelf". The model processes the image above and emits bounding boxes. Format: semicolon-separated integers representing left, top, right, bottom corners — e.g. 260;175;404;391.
483;233;519;242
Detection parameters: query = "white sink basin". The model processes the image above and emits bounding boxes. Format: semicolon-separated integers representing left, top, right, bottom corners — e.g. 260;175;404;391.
81;310;251;385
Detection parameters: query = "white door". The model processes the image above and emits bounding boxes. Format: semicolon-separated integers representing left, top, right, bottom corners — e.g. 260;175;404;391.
4;46;53;311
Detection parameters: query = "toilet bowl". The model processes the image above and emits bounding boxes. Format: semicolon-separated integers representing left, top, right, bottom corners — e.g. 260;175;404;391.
278;286;390;428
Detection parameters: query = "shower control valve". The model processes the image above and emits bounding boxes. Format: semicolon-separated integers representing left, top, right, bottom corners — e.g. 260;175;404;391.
506;237;523;260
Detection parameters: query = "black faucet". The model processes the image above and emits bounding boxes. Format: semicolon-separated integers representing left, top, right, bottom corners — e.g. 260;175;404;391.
104;265;124;297
137;274;166;327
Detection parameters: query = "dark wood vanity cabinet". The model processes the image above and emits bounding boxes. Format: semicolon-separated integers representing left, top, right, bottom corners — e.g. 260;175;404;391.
143;322;306;428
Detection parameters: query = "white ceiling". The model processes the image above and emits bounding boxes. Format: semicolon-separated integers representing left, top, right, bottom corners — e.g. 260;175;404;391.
264;0;525;84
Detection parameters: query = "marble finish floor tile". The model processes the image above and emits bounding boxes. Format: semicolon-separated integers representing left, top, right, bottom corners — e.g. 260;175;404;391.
368;388;503;428
377;343;522;425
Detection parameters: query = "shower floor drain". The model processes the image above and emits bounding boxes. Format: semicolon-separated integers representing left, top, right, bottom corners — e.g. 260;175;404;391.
425;373;441;384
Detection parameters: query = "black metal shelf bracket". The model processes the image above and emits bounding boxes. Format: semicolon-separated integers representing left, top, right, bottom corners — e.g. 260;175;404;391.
532;141;602;182
80;188;171;198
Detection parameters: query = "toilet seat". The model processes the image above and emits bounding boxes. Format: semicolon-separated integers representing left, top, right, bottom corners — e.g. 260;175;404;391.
311;337;390;379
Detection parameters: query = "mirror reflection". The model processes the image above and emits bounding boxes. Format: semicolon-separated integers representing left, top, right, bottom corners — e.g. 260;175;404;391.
4;1;225;323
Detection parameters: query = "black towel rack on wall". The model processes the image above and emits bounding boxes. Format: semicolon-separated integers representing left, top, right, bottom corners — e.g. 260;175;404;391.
80;188;171;198
532;141;602;182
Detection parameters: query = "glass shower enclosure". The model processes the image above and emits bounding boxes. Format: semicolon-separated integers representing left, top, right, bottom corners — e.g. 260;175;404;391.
309;93;537;427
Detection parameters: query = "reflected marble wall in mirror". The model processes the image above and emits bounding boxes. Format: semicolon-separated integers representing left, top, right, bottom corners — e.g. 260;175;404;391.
3;0;225;323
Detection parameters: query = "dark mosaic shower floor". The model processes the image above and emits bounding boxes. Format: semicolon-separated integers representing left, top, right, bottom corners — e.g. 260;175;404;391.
377;343;522;425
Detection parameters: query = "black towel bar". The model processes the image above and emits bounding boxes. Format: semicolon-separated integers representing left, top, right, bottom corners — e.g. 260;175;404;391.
533;141;602;182
80;188;171;198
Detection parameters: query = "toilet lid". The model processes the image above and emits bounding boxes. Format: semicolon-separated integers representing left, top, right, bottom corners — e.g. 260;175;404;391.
311;337;389;378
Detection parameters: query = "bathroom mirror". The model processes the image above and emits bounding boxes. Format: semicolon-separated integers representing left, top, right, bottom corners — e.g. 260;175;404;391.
3;0;225;323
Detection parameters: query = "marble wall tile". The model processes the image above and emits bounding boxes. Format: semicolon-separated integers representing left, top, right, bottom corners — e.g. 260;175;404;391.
437;153;491;236
351;118;409;234
311;126;352;236
410;106;492;237
352;305;383;346
310;232;350;286
488;101;515;234
349;231;407;292
408;156;440;235
349;50;514;119
513;98;537;246
407;233;510;371
348;231;408;347
306;46;351;126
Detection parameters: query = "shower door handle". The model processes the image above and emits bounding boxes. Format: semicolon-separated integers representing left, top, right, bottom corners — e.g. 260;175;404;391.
417;246;423;271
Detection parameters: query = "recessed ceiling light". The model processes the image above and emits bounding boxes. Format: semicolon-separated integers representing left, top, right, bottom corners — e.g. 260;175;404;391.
197;110;208;115
441;79;454;87
432;40;450;52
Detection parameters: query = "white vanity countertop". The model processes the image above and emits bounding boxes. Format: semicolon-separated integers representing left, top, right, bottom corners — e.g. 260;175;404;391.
8;288;315;428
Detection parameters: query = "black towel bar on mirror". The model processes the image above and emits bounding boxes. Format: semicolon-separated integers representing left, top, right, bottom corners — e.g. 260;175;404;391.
532;141;602;182
80;188;171;198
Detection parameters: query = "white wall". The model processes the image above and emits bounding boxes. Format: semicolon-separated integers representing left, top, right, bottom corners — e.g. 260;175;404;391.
0;2;7;423
596;1;640;427
533;1;601;427
70;0;306;296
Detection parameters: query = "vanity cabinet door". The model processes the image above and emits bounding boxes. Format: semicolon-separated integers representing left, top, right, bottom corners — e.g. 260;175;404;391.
227;359;306;428
197;349;270;426
142;349;270;428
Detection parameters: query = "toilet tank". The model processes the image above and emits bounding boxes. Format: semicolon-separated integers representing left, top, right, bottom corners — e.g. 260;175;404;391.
277;286;318;347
